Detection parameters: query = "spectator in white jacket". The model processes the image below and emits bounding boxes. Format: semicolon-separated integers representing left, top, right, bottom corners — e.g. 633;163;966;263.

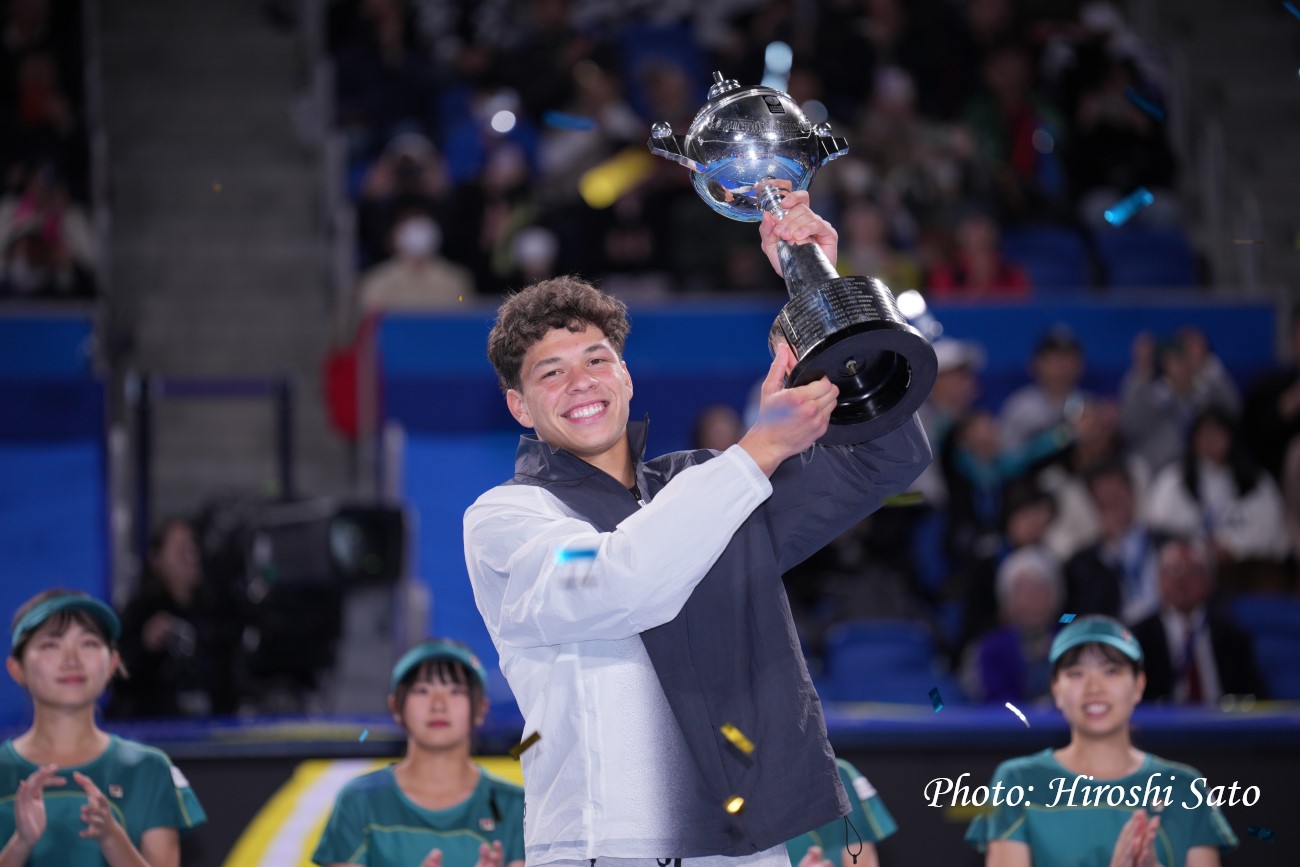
1143;406;1288;569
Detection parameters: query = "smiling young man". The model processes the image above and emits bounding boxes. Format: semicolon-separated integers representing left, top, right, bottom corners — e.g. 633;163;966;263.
464;190;932;867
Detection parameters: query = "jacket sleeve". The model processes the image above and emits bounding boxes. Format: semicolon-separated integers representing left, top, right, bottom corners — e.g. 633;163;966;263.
764;413;932;573
465;445;772;648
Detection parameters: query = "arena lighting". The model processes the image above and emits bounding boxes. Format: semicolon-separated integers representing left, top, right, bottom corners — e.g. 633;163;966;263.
895;290;943;341
490;110;517;134
761;41;793;91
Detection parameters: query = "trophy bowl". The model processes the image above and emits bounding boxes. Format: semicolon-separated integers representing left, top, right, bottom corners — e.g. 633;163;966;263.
648;72;936;444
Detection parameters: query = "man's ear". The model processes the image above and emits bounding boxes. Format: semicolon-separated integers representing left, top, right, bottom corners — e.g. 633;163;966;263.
622;359;633;400
506;388;533;428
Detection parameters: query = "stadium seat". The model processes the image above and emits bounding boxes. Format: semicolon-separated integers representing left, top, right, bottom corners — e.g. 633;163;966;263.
1095;226;1198;288
1000;225;1095;292
1231;593;1300;636
1230;594;1300;700
821;619;964;705
1252;635;1300;700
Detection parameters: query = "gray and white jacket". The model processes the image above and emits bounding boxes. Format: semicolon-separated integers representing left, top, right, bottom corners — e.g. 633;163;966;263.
464;416;930;865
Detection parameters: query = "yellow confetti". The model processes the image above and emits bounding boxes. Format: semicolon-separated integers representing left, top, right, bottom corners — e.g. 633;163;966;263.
578;147;655;209
508;731;541;759
724;796;745;814
720;723;755;755
458;295;464;302
212;182;223;193
883;491;925;507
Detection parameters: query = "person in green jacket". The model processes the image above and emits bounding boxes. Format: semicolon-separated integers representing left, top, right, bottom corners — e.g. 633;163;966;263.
965;616;1237;866
314;639;525;867
1;589;206;867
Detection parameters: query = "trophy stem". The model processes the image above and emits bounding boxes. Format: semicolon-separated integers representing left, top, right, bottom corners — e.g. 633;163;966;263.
758;180;839;298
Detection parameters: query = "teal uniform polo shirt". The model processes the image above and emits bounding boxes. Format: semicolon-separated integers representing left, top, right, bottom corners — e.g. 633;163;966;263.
0;735;207;866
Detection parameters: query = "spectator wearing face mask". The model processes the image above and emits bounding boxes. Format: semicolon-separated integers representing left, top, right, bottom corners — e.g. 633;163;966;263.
357;209;474;314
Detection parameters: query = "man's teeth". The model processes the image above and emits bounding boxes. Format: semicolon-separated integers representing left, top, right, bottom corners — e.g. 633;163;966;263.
567;403;605;419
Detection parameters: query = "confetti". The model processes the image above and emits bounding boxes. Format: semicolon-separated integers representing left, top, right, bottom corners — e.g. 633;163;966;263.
929;687;944;713
1059;613;1076;624
1103;187;1155;227
578;147;654;209
883;491;926;508
724;796;745;814
358;729;369;742
1286;1;1300;22
212;182;223;193
508;731;541;759
556;548;598;564
1005;702;1030;728
1124;88;1166;122
720;723;756;755
543;110;597;131
1247;825;1275;842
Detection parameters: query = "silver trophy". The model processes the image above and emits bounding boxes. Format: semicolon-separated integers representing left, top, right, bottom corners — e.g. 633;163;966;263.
648;72;936;444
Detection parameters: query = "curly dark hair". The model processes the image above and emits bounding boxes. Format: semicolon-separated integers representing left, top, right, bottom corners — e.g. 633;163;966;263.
487;276;630;392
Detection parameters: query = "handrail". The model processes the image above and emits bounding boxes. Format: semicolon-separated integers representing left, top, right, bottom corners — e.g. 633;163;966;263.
126;372;297;565
1167;45;1192;169
1198;119;1228;286
1233;191;1264;294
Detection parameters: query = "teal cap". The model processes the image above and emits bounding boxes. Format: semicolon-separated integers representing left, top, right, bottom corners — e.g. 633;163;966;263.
390;640;488;692
11;594;121;653
1050;616;1144;666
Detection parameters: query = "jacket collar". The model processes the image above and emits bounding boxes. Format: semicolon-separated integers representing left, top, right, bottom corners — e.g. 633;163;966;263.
514;415;649;483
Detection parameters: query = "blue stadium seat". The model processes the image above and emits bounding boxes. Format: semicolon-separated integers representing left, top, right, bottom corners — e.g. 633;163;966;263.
1230;594;1300;700
1252;635;1300;700
821;619;964;705
1000;225;1094;292
1231;593;1300;636
1096;226;1198;288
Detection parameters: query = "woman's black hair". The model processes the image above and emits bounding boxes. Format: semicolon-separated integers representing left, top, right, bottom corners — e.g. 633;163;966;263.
391;639;486;728
1051;641;1142;680
10;589;128;679
1180;406;1260;501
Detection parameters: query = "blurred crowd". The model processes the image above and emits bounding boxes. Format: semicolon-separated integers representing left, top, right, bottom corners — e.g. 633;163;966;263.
747;313;1300;709
326;0;1187;327
0;0;98;301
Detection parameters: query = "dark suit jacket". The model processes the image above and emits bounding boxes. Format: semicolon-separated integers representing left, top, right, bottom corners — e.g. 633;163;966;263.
1064;544;1124;618
1131;611;1266;702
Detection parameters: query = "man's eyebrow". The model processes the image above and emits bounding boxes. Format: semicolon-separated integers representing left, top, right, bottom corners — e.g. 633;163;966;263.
529;345;610;372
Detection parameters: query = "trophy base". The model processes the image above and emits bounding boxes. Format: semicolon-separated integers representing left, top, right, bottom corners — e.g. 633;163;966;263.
770;276;937;445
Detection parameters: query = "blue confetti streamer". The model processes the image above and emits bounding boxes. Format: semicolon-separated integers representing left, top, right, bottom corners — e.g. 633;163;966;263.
1059;613;1076;624
1103;188;1155;227
1124;87;1166;122
556;548;598;564
929;687;944;713
1285;2;1300;22
1247;825;1275;842
543;111;597;131
359;729;369;742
